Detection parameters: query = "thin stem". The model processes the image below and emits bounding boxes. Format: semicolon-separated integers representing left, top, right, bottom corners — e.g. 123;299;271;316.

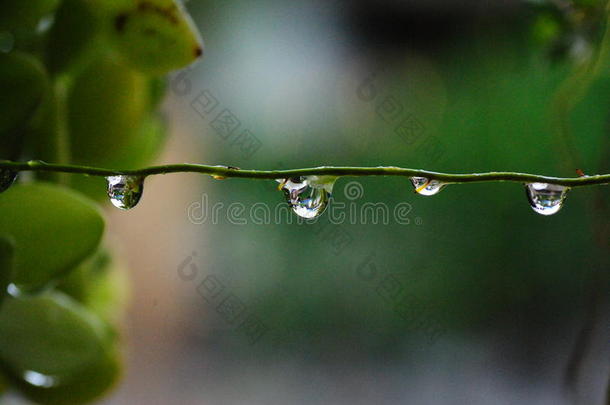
1;161;609;188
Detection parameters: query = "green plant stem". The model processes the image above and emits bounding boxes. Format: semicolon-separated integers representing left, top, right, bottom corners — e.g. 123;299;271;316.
1;161;609;188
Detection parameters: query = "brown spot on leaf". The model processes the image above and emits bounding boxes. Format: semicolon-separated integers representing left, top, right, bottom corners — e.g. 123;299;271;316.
194;46;203;57
137;1;179;24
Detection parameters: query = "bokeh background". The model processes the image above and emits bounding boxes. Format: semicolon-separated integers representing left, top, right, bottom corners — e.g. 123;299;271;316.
88;0;609;403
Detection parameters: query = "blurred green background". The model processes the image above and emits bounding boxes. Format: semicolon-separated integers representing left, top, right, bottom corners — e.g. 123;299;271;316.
131;0;608;403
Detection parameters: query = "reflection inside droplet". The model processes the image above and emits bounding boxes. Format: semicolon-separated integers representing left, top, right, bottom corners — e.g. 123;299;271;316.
410;177;445;196
23;370;59;388
277;176;336;219
106;175;144;210
525;182;568;216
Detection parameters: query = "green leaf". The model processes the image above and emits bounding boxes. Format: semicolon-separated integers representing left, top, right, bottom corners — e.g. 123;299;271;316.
24;77;67;183
15;348;120;405
0;0;61;31
0;237;14;307
0;292;120;405
148;76;168;111
57;248;129;326
66;53;168;201
67;55;149;167
45;0;101;75
0;183;104;292
0;52;48;157
70;113;167;201
103;0;203;74
0;293;108;375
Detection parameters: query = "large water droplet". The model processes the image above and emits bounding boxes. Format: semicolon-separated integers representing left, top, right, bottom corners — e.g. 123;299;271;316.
106;175;144;210
525;183;568;216
0;169;17;193
277;176;336;219
410;177;445;196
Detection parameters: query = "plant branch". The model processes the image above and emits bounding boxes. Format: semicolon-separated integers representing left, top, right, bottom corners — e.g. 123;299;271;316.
0;161;609;188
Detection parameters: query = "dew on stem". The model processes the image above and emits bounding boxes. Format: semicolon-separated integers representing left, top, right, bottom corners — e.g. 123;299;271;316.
525;182;568;216
106;175;144;210
410;177;445;196
277;176;336;219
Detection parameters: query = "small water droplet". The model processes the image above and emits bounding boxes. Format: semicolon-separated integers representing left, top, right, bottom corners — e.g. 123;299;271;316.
410;177;445;196
0;169;17;193
525;182;568;216
106;175;144;210
211;165;239;180
6;283;22;297
23;370;59;388
277;176;336;219
36;15;55;34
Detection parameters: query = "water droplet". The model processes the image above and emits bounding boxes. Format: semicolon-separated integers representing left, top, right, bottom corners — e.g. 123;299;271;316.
36;15;55;34
277;176;336;219
23;370;59;388
525;182;568;216
410;177;445;196
6;282;53;297
6;283;23;298
211;165;240;180
106;175;144;210
0;169;17;193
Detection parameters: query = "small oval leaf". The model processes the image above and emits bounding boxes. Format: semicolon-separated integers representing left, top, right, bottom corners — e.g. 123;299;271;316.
45;0;101;75
0;292;120;404
0;183;104;292
67;56;149;167
105;0;203;74
57;248;129;326
0;293;108;375
0;52;47;140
